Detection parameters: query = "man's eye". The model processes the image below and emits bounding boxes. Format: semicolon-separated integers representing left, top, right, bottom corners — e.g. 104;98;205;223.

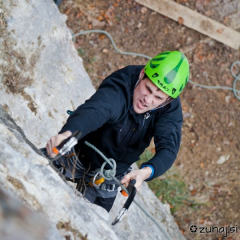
146;86;151;93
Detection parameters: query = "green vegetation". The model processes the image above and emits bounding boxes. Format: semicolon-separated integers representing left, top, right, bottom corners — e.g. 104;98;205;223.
137;149;195;215
78;48;86;57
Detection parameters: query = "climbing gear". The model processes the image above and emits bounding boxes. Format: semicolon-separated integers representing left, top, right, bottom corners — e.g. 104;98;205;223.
88;171;105;187
67;110;75;115
52;131;82;160
51;134;108;188
98;183;118;192
84;141;172;240
39;147;66;174
64;146;86;171
41;136;171;239
120;177;137;197
112;179;137;225
83;141;138;223
144;51;189;98
189;61;240;100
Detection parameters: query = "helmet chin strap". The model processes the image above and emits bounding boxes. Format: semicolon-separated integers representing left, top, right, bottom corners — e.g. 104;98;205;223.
151;96;174;111
133;69;145;90
133;79;140;90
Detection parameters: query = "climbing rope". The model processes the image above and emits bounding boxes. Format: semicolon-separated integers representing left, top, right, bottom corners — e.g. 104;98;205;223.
231;61;240;100
72;29;240;100
188;61;240;100
73;30;151;60
84;141;172;240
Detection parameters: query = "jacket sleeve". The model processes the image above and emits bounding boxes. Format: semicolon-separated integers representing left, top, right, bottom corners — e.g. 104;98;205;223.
59;66;134;138
141;97;183;181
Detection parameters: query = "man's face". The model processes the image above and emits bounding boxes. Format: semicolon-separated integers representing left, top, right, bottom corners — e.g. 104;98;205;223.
133;72;169;114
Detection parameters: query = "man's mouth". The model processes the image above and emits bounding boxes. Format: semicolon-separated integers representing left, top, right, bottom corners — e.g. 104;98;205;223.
138;100;147;109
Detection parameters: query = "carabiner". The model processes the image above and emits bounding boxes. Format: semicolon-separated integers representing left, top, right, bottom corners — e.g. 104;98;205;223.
92;171;105;188
112;179;137;225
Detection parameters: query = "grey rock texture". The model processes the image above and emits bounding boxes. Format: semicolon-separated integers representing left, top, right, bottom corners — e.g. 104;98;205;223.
0;105;119;240
0;0;185;239
0;0;95;147
0;105;185;239
109;165;186;240
0;187;61;240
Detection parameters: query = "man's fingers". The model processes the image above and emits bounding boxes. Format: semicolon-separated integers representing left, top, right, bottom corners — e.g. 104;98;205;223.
121;174;131;184
136;186;141;192
46;131;73;158
46;136;58;157
46;140;55;157
121;180;129;188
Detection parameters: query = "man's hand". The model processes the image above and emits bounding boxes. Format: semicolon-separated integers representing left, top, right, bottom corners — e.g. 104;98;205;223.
121;167;152;192
46;131;72;157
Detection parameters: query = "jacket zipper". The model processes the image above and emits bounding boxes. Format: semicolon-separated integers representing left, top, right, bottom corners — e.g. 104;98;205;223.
119;122;135;148
120;111;151;161
129;111;150;145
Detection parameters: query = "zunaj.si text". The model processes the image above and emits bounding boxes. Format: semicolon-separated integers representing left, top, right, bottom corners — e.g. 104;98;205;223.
190;225;238;238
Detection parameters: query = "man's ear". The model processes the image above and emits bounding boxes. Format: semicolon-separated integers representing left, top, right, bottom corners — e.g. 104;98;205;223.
139;68;145;80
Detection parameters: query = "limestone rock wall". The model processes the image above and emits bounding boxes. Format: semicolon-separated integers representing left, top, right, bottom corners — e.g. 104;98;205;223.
0;0;185;239
0;0;95;147
0;187;62;240
0;105;185;239
0;105;119;240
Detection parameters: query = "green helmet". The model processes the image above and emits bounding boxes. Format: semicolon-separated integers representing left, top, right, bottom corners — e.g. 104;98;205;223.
144;51;189;98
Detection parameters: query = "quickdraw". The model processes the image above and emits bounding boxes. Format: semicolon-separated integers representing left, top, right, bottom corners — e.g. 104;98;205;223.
52;131;82;159
112;179;137;225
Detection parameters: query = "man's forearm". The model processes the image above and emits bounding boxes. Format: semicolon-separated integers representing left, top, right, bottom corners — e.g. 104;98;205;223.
139;166;152;180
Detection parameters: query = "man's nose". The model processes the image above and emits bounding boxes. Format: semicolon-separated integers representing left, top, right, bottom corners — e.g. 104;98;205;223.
145;94;153;104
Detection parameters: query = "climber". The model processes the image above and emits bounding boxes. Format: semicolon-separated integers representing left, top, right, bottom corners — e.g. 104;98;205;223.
43;51;189;212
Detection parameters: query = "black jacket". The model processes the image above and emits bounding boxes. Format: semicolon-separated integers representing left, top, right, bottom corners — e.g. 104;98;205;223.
60;65;183;180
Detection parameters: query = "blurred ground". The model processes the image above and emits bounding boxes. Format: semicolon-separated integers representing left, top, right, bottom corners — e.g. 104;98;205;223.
58;0;240;239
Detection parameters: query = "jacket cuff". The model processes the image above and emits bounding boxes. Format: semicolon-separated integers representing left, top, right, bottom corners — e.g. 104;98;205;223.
140;163;155;181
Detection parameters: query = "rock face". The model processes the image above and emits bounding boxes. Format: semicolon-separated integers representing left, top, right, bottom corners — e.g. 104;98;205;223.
0;0;185;239
109;167;185;240
0;187;56;240
0;0;95;147
0;105;185;240
0;105;119;240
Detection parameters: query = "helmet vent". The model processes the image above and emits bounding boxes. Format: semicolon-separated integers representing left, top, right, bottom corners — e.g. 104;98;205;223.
152;73;159;78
